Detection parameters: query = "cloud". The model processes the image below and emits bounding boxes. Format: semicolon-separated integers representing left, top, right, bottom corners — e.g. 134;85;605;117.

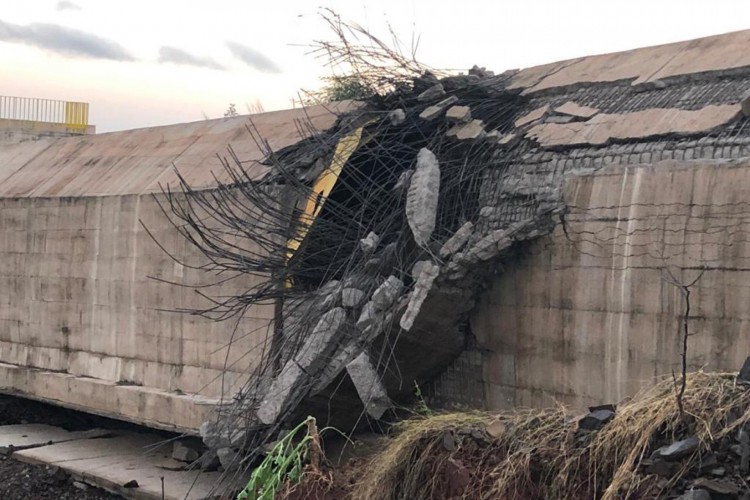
158;46;225;70
226;41;281;73
0;20;133;61
56;1;81;11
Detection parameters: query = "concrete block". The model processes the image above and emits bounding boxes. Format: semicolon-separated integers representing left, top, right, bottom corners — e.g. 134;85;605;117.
406;148;440;246
346;352;391;419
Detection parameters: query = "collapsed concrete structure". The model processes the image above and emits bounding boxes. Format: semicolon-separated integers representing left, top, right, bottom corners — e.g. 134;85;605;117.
3;30;750;453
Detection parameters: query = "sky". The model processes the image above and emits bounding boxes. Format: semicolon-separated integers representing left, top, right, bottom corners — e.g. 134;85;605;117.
3;0;750;133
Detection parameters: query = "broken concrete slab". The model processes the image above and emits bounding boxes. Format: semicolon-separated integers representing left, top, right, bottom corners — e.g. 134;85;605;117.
514;105;550;128
346;352;391;420
658;437;700;461
439;222;474;258
554;101;599;119
256;363;305;425
400;261;439;332
417;83;446;102
14;431;241;499
371;276;404;311
342;287;366;308
447;119;486;140
359;232;380;254
171;440;200;463
445;105;472;123
0;424;110;454
578;409;615;430
406;148;440;247
419;96;459;121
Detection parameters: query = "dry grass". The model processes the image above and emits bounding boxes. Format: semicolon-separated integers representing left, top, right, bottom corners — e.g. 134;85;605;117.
354;371;750;500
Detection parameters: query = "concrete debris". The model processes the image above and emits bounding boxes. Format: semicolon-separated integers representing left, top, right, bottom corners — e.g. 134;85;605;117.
73;481;89;491
400;261;439;331
406;148;440;246
554;101;599;119
342;287;366;308
256;363;304;425
217;447;239;471
346;352;391;419
447;119;486;140
657;437;700;461
356;301;382;331
514;104;550;128
676;490;710;500
172;440;200;463
393;169;413;192
371;276;404;311
419;96;459;121
388;108;406;125
468;65;494;78
198;450;221;471
359;232;380;254
497;133;518;146
578;409;615;431
692;478;739;495
439;222;474;258
484;419;506;439
199;421;229;449
294;308;347;370
417;83;446;102
445;105;472;123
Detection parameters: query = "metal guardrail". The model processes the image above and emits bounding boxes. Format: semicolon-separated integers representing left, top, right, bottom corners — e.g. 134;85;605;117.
0;96;89;131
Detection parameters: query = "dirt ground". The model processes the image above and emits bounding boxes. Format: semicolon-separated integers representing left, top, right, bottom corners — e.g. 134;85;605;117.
0;394;127;499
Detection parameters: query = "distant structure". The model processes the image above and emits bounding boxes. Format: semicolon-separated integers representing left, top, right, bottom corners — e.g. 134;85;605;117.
0;96;95;145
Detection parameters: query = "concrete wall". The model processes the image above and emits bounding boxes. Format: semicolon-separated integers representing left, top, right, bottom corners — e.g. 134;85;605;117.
472;159;750;410
0;192;272;432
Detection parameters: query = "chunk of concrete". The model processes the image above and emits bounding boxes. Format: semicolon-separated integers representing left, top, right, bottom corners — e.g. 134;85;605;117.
342;287;366;308
388;108;406;125
417;83;445;102
371;276;404;311
514;105;550;128
446;105;472;123
346;352;391;420
294;307;347;370
172;441;200;463
554;101;599;119
217;447;239;471
439;222;474;258
419;96;459;121
393;169;414;192
676;490;710;500
447;119;486;140
406;148;440;247
356;301;381;331
577;409;614;431
400;261;439;331
256;363;304;425
359;231;380;254
657;437;699;461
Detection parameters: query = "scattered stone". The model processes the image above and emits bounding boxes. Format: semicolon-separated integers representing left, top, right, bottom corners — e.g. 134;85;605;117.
485;419;506;439
346;352;391;419
45;465;67;483
417;83;445;102
447;119;486;140
578;409;615;430
73;481;89;491
439;222;474;258
693;477;739;495
123;480;139;488
658;437;700;461
359;232;380;254
419;96;458;120
172;440;200;463
445;105;472;123
514;104;550;128
676;490;710;500
406;148;440;246
400;261;439;331
738;356;750;382
554;101;599;119
217;447;239;471
198;450;221;472
371;276;404;311
342;288;366;308
644;459;675;478
388;108;406;126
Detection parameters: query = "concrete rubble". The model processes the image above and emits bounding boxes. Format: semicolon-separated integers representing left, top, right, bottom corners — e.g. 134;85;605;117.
406;148;441;247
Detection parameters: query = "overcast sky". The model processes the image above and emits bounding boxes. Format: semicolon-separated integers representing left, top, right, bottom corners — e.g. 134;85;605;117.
3;0;750;132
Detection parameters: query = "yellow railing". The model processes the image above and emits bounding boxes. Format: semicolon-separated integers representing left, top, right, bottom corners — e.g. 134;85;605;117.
0;96;89;131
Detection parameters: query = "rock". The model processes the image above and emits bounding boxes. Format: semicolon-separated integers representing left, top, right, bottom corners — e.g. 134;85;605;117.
676;490;710;500
356;301;381;331
417;83;445;102
468;65;494;78
419;96;458;121
644;459;675;478
693;477;740;495
256;363;304;425
172;440;201;463
485;419;506;439
578;409;615;430
198;450;221;471
400;261;439;331
447;119;486;140
406;148;440;246
359;232;380;254
439;222;474;258
710;467;726;477
123;480;139;488
46;465;67;483
346;352;391;420
658;437;699;461
200;421;229;449
371;276;404;311
217;447;239;471
445;105;472;123
73;481;89;491
388;108;406;125
342;288;366;308
742;90;750;118
738;356;750;382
